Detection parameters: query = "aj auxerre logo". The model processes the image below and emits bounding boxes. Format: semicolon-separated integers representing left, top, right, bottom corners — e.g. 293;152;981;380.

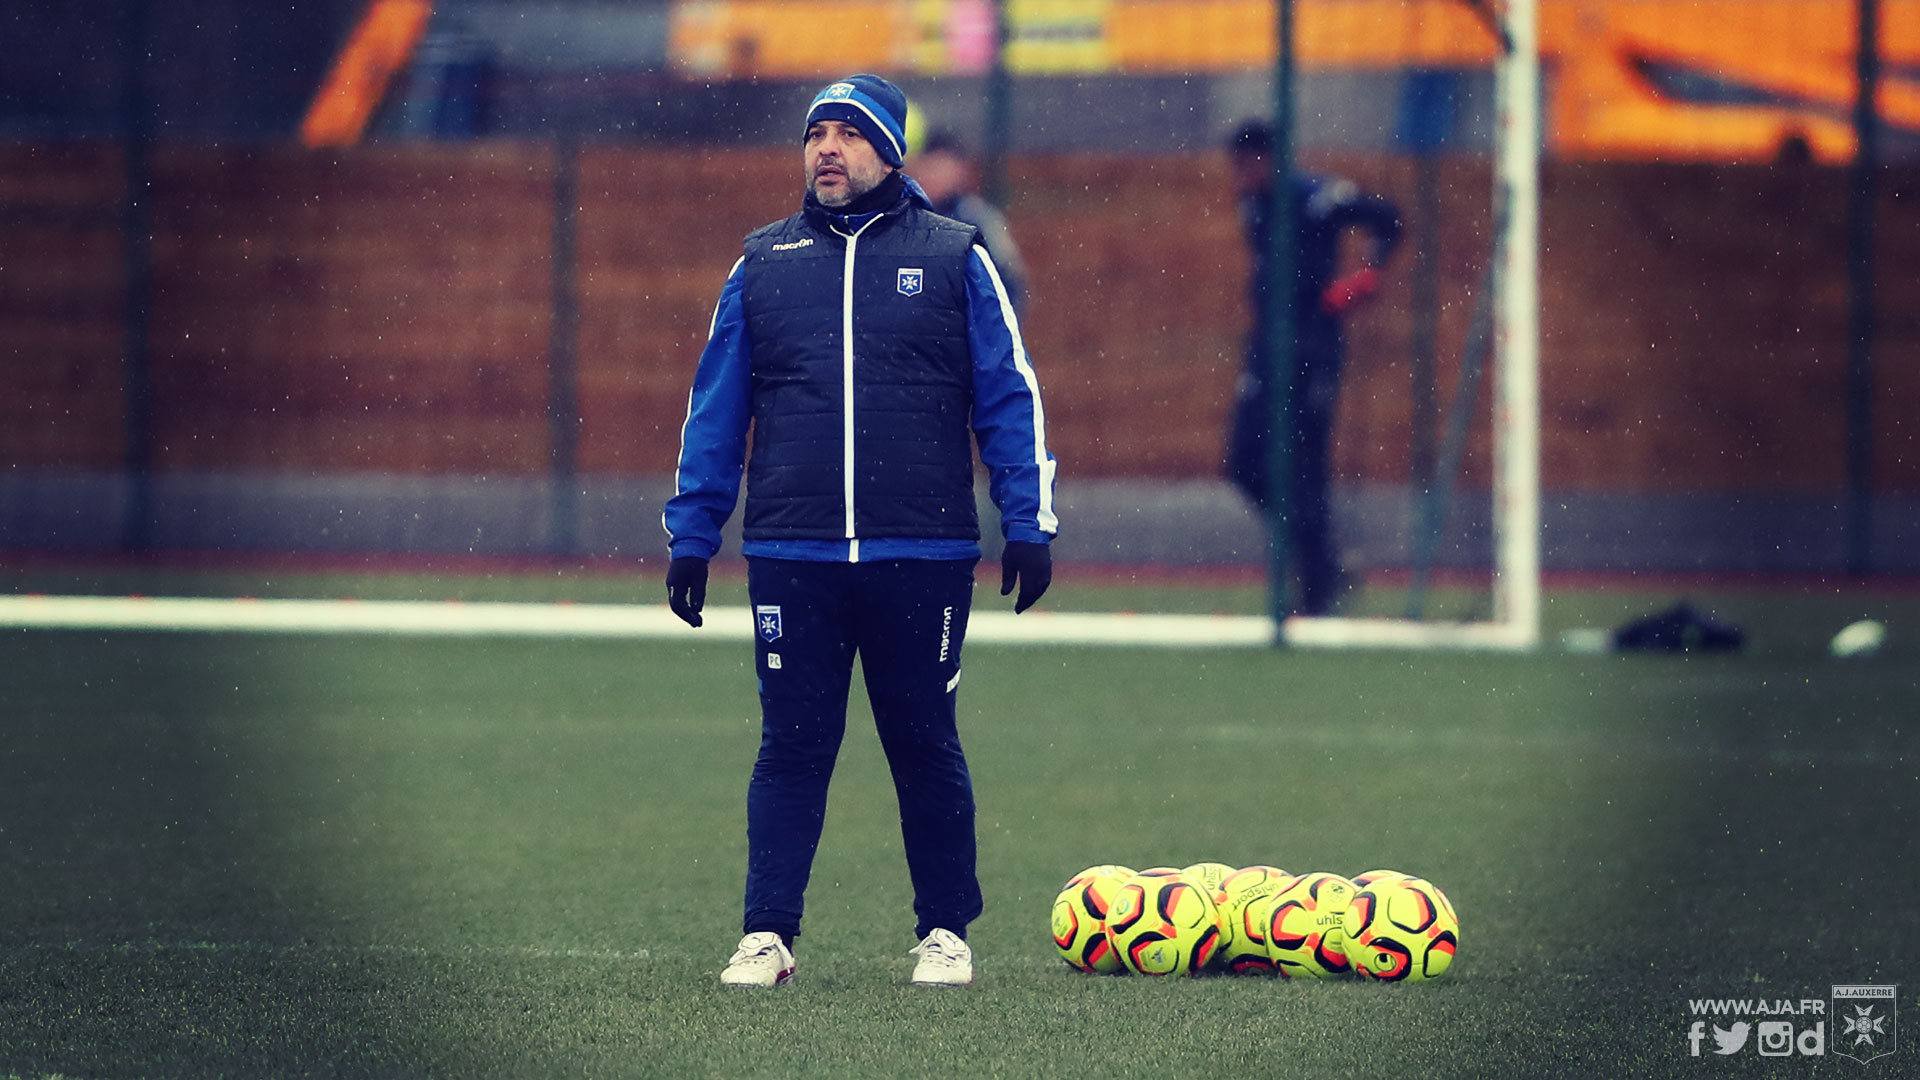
1684;985;1899;1063
1834;984;1898;1064
771;237;813;252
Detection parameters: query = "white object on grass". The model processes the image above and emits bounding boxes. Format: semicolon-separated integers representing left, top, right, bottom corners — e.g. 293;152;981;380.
1829;619;1887;658
1560;627;1613;655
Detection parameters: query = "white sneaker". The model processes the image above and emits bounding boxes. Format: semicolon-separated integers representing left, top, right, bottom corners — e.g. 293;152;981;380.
720;931;795;988
909;928;973;986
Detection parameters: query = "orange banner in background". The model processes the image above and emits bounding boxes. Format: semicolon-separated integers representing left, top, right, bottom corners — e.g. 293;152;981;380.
300;0;435;147
667;0;1920;160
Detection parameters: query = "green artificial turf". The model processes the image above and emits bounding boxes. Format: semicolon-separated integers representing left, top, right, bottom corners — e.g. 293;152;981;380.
2;574;1915;1078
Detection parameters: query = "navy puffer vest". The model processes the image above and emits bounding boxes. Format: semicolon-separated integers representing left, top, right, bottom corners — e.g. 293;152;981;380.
739;198;983;542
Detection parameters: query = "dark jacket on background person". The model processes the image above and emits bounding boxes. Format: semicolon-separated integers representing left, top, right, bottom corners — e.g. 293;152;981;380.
1241;173;1402;398
927;190;1029;318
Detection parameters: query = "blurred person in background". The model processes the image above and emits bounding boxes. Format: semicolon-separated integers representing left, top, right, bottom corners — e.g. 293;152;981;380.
1225;119;1401;616
910;128;1030;318
662;74;1057;990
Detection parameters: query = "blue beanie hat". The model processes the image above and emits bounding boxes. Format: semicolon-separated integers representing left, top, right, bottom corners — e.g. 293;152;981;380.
803;74;909;168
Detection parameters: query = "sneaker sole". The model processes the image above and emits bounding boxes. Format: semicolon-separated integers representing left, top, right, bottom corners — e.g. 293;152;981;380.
722;969;796;988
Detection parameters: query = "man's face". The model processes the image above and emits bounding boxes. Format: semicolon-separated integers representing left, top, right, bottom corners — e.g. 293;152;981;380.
1231;150;1271;201
911;149;968;205
806;119;892;207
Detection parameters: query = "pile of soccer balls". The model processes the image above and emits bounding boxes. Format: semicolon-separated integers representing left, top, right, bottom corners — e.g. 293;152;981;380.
1050;862;1458;981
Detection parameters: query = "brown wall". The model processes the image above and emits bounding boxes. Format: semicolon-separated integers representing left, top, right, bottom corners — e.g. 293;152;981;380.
3;142;1915;493
1;143;129;470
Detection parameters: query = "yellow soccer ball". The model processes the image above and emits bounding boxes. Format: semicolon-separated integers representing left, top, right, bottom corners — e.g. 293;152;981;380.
1214;865;1294;974
1344;874;1460;982
1050;864;1135;973
1105;870;1224;976
1262;871;1357;978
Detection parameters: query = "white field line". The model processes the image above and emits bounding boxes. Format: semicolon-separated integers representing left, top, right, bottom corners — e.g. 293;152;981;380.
1282;614;1537;651
0;595;1535;651
18;938;649;962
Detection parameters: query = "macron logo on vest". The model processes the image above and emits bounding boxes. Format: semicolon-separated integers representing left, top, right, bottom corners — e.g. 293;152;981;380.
771;238;814;252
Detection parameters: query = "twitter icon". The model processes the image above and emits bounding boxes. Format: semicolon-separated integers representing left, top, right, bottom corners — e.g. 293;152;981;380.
1712;1022;1752;1055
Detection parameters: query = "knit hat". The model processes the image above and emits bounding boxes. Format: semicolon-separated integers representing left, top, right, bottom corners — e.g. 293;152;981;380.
803;74;909;168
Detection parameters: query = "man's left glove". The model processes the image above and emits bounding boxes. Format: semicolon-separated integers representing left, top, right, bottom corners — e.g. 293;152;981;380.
666;556;709;627
999;541;1052;614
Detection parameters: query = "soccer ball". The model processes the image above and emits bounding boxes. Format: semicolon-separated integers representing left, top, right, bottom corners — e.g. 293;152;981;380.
1214;865;1294;974
1263;871;1357;978
1351;868;1412;889
1221;864;1292;895
1105;870;1224;976
1051;864;1135;973
1344;874;1459;982
1179;863;1239;968
1181;862;1237;899
1132;865;1186;880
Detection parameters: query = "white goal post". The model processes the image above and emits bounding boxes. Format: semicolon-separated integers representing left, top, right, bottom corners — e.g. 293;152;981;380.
1283;0;1540;652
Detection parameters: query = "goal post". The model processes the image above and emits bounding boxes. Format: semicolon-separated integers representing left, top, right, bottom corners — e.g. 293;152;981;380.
1491;0;1543;648
1280;0;1541;652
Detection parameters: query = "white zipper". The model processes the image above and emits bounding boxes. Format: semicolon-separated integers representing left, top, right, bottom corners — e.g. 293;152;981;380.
834;216;881;561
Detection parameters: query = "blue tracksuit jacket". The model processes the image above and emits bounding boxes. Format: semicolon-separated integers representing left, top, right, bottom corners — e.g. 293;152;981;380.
664;176;1056;563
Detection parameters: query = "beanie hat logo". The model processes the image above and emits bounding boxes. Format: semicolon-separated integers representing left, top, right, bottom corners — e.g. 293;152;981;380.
804;74;909;168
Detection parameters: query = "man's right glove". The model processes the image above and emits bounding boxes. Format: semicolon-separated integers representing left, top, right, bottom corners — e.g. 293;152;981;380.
999;541;1052;614
1319;266;1380;316
666;556;709;627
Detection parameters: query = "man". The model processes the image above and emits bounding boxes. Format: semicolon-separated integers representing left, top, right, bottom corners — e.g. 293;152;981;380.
910;128;1030;317
662;74;1057;989
1225;119;1400;615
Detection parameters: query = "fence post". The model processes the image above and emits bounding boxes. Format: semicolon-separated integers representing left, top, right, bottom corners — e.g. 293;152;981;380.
984;0;1013;208
1845;0;1880;575
1264;0;1301;633
549;136;581;557
120;0;154;552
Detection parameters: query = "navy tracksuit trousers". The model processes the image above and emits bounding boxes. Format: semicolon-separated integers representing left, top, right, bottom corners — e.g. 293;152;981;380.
742;556;983;945
1227;340;1344;615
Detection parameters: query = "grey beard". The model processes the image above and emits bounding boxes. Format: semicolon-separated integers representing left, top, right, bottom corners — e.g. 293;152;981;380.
810;181;859;207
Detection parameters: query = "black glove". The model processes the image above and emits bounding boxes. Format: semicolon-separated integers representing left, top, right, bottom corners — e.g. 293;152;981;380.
666;556;709;627
999;541;1052;614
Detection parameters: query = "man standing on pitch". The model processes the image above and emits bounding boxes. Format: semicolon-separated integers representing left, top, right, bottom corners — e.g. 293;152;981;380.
662;74;1057;988
1224;119;1400;615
